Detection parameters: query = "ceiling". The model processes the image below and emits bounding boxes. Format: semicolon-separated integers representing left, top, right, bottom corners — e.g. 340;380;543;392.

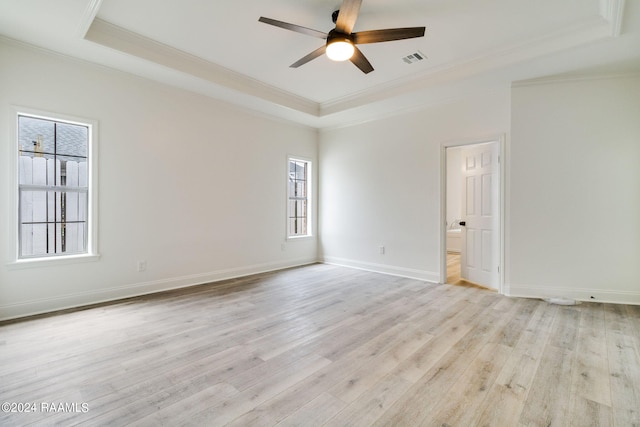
1;0;639;128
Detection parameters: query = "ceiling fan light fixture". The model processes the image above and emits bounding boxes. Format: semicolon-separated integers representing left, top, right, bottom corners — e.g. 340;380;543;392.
326;37;355;61
258;0;426;73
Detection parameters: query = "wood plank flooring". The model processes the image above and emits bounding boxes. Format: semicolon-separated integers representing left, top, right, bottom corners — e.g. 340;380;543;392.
1;263;639;426
446;252;461;284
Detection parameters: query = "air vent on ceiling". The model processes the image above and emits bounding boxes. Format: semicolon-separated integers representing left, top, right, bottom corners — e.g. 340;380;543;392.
402;51;427;64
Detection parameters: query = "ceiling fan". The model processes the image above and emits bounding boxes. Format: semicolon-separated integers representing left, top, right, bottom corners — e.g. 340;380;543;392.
258;0;425;74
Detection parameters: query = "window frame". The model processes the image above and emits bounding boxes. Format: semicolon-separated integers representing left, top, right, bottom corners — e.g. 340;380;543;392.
8;106;99;268
286;156;312;239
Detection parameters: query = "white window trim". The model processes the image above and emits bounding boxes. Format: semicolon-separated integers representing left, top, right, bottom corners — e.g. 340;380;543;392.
287;155;313;240
6;106;100;269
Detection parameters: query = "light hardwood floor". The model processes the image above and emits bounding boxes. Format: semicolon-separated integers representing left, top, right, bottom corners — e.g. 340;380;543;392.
1;263;639;426
446;252;461;284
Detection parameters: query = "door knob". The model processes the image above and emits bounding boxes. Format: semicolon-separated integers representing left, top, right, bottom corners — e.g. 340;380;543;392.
459;221;466;226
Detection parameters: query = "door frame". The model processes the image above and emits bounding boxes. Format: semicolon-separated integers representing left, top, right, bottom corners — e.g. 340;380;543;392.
440;134;506;293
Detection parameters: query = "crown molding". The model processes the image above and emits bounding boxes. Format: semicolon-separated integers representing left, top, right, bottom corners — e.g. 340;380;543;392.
600;0;626;36
512;70;640;88
0;35;320;130
319;84;510;132
67;2;630;127
81;4;621;121
319;16;613;117
84;18;320;117
76;0;104;38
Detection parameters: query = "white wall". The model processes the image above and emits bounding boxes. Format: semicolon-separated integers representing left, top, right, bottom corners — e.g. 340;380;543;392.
320;72;640;305
318;90;510;281
0;40;318;320
3;41;637;321
508;74;640;304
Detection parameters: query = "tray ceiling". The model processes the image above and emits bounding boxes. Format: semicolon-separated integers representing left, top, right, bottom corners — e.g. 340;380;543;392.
1;0;638;128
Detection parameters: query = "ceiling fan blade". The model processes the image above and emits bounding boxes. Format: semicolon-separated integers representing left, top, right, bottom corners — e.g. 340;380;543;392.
290;45;327;68
353;27;426;44
350;46;374;74
259;17;327;39
335;0;362;34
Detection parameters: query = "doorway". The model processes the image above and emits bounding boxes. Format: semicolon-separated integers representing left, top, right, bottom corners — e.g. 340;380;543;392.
441;138;503;291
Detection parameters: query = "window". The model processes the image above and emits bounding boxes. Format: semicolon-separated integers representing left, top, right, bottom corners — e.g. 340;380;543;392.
12;109;98;262
288;157;311;238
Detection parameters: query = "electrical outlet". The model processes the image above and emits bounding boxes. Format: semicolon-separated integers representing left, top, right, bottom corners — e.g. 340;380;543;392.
137;260;147;272
379;246;385;255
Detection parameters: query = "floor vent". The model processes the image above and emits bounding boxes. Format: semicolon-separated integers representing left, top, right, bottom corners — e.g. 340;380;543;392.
402;51;427;64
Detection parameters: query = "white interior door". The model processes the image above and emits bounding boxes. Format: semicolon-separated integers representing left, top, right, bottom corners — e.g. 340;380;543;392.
460;142;499;289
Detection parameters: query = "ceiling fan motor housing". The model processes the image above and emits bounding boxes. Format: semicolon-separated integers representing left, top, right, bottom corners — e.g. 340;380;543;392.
327;29;354;44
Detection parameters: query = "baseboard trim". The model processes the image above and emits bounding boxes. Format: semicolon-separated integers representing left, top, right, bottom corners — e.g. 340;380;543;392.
0;257;318;321
321;256;439;283
506;284;640;306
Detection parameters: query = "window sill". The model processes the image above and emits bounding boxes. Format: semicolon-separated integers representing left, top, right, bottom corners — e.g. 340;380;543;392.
6;253;101;270
287;235;315;241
